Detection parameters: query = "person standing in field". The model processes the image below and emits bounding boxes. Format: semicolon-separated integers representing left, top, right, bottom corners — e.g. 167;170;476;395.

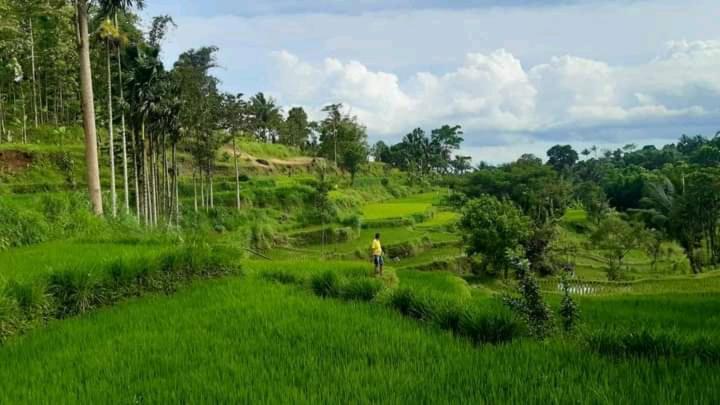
371;233;384;276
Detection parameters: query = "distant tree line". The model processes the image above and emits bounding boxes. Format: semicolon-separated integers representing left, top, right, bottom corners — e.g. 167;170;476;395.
453;132;720;278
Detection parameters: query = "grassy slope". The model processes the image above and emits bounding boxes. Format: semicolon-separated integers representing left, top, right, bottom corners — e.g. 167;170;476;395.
0;273;718;403
0;240;171;283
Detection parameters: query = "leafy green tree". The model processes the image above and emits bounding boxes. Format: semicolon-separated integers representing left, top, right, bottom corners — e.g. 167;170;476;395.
590;215;648;280
575;181;609;224
459;195;531;278
670;168;720;271
317;103;367;167
464;156;571;224
340;143;367;185
371;140;390;163
690;145;720;166
280;106;310;148
546;144;578;172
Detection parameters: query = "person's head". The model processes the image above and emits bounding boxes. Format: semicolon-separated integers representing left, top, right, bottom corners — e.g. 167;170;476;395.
375;233;380;240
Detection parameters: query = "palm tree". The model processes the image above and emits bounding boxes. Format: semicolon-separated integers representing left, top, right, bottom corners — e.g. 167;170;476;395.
249;92;281;143
98;1;145;217
127;46;163;225
98;19;120;217
74;0;102;215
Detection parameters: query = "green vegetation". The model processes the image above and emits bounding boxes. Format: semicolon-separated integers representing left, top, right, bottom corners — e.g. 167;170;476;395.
1;0;719;402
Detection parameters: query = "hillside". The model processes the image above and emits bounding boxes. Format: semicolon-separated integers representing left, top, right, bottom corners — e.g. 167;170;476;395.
1;130;720;403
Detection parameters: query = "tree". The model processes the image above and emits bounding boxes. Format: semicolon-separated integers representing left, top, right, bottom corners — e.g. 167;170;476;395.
575;181;609;224
590;215;647;280
317;104;367;167
219;92;250;211
75;0;103;215
546;144;578;172
371;140;391;163
249;92;281;143
670;168;720;272
502;251;554;339
98;19;120;217
643;229;664;272
459;195;531;278
449;155;472;174
340;143;366;185
429;124;463;174
280;106;310;148
463;156;571;224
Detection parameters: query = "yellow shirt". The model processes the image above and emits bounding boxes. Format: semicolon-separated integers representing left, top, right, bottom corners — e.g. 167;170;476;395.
371;239;383;256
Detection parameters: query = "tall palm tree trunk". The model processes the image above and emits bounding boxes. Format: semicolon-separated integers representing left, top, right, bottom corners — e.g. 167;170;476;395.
106;40;117;217
233;136;241;211
115;14;130;215
76;0;103;215
173;143;179;224
142;122;150;224
133;129;140;219
29;19;38;128
193;167;198;213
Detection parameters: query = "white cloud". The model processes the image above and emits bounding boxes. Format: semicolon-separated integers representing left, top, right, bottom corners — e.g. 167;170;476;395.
270;40;720;148
151;0;720;162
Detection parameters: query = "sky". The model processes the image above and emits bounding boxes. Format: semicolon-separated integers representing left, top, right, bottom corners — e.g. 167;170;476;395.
141;0;720;163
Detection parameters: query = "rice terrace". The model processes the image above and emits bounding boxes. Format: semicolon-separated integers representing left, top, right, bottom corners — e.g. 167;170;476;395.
1;0;720;403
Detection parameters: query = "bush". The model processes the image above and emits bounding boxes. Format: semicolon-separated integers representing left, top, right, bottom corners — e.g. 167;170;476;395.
502;252;554;339
459;306;524;345
341;278;383;301
558;274;579;332
47;270;102;317
310;271;342;298
4;281;52;322
388;288;434;320
388;287;523;345
0;203;49;250
261;270;302;285
585;328;720;362
0;293;21;343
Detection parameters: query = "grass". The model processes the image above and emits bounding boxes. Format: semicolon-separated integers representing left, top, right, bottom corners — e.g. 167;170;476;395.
237;139;302;159
397;269;472;299
0;240;171;283
361;192;441;220
0;275;718;403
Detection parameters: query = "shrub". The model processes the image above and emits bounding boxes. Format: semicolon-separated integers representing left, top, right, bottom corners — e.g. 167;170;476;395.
310;271;342;298
388;288;434;320
0;204;49;250
341;278;383;301
0;293;21;343
558;274;579;332
459;306;524;345
47;270;102;317
585;328;720;362
502;252;554;339
261;270;302;285
250;223;275;251
340;214;362;231
4;281;52;322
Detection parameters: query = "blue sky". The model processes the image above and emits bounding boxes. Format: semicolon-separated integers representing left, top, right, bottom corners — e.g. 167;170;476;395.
142;0;720;163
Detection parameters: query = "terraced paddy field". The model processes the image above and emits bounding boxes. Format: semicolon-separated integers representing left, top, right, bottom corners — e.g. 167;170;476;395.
1;265;719;403
0;240;172;283
2;186;719;403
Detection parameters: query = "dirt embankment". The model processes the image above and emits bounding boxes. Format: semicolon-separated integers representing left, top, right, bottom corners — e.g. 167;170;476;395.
0;150;33;173
220;145;328;173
